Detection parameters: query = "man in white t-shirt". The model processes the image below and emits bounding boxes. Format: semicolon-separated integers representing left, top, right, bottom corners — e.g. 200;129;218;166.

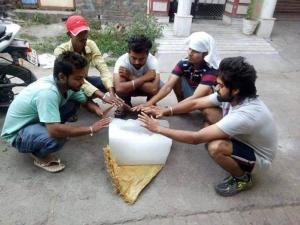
138;56;278;196
113;35;161;117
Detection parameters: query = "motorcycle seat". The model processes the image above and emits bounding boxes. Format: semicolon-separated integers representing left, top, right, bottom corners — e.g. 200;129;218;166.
0;25;6;38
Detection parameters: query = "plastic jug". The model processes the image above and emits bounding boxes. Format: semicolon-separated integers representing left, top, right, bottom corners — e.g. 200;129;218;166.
109;118;172;165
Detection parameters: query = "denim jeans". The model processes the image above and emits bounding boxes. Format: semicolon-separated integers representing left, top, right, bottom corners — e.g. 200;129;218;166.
181;77;196;99
12;100;79;158
86;76;107;93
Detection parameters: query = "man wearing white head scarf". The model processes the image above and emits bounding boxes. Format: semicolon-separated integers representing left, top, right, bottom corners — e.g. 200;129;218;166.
133;32;220;111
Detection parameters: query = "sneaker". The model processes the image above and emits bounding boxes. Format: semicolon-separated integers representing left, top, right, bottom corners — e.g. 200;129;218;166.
214;174;253;197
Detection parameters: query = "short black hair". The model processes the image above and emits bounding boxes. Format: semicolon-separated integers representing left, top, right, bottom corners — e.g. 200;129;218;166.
128;35;152;54
219;56;257;101
53;51;87;80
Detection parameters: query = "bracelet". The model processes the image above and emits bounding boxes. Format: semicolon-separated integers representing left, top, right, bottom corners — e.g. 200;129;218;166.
131;80;135;90
102;92;109;100
89;126;93;136
168;106;173;116
102;92;109;104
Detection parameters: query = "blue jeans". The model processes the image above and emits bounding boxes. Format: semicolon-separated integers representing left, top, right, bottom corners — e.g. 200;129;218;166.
181;77;196;98
12;100;79;158
86;76;107;93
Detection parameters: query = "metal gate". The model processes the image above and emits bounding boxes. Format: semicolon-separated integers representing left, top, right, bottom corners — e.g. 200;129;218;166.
192;0;226;20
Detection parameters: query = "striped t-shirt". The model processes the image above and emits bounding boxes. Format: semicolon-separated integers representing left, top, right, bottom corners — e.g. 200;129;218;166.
172;58;218;89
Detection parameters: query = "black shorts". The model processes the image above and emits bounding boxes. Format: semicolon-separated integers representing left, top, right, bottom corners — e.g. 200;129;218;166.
231;139;256;173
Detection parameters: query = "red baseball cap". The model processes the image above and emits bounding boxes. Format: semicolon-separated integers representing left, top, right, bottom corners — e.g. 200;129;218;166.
66;15;90;36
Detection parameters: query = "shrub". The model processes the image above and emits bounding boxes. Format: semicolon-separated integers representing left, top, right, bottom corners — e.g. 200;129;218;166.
246;0;255;20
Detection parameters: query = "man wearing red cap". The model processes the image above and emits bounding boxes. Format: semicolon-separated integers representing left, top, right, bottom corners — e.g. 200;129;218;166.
54;15;123;117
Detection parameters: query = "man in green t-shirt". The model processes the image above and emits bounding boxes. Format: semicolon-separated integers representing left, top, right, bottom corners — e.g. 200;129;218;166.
1;51;110;173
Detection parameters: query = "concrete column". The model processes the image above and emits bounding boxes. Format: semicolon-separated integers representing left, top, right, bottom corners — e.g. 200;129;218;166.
260;0;278;18
177;0;192;16
173;0;193;37
256;0;278;38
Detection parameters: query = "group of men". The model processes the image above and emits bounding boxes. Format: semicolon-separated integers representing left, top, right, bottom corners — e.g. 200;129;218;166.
1;15;278;197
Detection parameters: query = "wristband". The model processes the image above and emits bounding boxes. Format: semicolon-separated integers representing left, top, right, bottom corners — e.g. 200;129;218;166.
89;126;94;136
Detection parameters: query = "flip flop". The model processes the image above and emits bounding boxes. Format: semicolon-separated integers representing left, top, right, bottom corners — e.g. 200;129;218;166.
31;154;65;173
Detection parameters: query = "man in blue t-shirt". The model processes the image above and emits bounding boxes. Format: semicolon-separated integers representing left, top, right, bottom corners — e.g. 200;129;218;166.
1;51;110;173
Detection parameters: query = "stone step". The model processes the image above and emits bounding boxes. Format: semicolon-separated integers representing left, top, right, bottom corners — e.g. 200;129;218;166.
157;22;278;55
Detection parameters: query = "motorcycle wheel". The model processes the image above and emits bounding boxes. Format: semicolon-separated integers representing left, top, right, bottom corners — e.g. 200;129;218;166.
0;62;37;108
0;76;14;108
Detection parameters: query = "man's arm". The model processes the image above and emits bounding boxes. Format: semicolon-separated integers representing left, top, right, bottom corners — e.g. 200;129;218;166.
114;67;156;95
146;74;179;105
138;73;161;95
89;40;114;89
46;117;111;138
138;112;229;144
182;84;212;102
143;94;217;118
82;100;103;117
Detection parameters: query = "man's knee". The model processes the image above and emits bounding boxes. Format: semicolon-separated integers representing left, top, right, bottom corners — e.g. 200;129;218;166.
15;124;64;156
207;140;231;159
202;108;222;125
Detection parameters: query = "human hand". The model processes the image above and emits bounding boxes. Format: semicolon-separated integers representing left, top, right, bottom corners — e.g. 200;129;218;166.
94;106;104;117
141;106;165;118
131;102;152;112
91;117;111;133
103;92;124;107
138;112;161;133
119;66;131;80
144;70;156;82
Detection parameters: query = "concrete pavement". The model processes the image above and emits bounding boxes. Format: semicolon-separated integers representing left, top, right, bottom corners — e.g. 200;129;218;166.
0;20;300;225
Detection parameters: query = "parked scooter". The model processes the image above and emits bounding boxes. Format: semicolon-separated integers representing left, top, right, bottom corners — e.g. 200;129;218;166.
0;16;38;108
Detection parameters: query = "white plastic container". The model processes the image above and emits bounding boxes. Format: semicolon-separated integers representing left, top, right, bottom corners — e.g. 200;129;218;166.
109;118;172;165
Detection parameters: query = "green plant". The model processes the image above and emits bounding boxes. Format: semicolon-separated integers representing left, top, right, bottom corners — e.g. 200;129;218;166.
32;13;50;24
246;0;255;20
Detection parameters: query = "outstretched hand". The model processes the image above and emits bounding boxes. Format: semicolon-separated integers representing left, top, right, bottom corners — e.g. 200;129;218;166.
140;106;165;118
138;112;160;133
103;93;124;107
131;102;151;112
91;117;111;133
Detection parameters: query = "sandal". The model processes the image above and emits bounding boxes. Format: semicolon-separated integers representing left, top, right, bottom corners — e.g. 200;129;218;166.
31;154;65;173
67;114;78;122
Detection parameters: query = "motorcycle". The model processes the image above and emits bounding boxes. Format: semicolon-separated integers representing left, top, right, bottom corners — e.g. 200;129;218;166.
0;16;38;108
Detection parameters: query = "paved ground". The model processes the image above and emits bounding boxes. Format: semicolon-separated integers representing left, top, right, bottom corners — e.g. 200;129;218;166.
0;20;300;225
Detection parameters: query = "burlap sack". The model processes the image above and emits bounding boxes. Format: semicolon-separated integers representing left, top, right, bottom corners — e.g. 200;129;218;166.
103;145;163;204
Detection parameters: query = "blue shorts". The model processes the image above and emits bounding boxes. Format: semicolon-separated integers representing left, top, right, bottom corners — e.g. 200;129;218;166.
231;139;256;173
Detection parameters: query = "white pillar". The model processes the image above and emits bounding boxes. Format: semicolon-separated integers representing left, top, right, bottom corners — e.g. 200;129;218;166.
256;0;278;38
260;0;278;19
174;0;193;37
177;0;193;16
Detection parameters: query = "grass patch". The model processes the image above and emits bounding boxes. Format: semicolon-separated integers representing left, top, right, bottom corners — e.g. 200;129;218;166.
17;12;51;27
19;33;38;42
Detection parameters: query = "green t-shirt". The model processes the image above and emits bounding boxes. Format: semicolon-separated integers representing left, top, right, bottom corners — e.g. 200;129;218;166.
1;75;87;144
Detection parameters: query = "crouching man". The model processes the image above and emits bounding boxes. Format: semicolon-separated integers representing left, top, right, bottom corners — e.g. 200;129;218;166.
139;56;278;196
1;51;110;173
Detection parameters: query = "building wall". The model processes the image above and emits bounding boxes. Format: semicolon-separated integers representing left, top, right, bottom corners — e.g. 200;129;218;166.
75;0;147;22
